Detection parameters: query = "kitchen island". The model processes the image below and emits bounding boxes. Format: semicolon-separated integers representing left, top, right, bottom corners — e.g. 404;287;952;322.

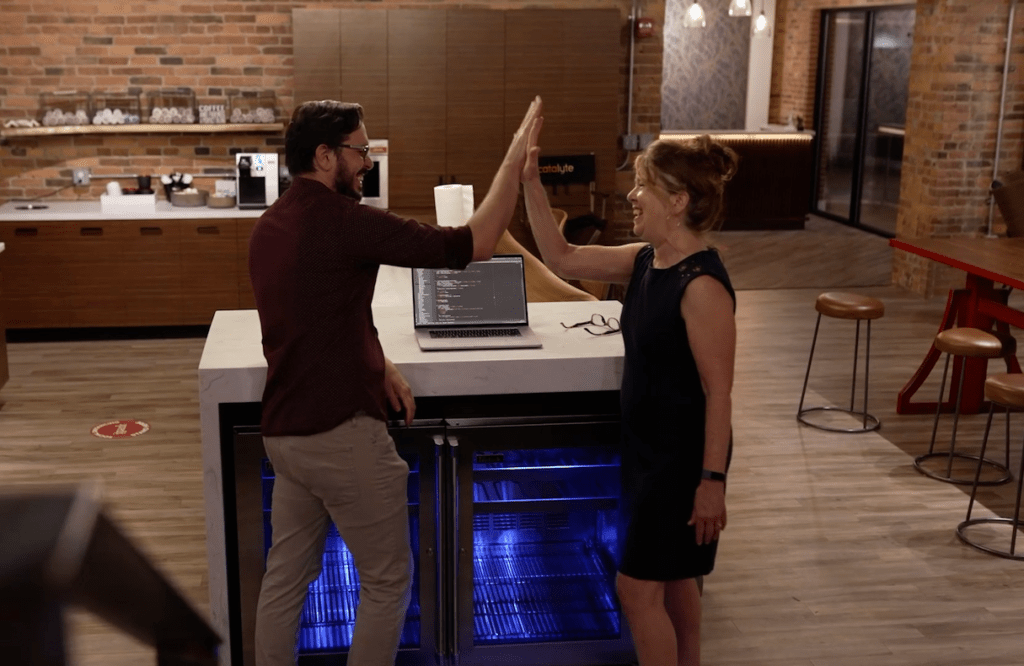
199;299;628;666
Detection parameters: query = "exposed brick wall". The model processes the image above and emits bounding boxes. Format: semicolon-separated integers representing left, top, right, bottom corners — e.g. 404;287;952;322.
773;0;1024;296
895;0;1024;295
770;0;897;126
0;0;648;207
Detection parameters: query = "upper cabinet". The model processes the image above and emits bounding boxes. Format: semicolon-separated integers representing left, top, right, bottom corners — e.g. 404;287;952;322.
293;7;622;215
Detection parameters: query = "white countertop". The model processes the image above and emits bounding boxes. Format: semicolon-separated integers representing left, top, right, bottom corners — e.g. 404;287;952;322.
0;199;263;221
197;298;624;663
198;299;625;403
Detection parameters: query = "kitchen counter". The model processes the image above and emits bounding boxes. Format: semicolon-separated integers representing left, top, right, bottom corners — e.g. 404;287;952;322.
198;299;624;665
659;129;814;230
0;199;263;221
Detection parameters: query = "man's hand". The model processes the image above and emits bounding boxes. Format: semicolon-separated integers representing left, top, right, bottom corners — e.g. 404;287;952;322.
384;358;415;426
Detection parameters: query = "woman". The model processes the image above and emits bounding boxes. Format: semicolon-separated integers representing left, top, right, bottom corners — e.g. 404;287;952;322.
522;126;738;666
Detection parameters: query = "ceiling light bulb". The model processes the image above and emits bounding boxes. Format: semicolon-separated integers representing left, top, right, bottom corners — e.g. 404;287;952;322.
729;0;753;18
683;1;707;28
753;10;771;37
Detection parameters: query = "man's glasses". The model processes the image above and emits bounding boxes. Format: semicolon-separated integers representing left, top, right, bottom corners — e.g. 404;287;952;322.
338;143;371;158
561;313;621;336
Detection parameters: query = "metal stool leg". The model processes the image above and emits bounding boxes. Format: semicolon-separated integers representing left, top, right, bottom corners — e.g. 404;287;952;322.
914;354;1011;485
926;353;953;456
797;315;880;433
957;408;1024;560
797;313;822;418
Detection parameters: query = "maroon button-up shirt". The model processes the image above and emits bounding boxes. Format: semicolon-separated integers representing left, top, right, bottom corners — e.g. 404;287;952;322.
249;177;474;437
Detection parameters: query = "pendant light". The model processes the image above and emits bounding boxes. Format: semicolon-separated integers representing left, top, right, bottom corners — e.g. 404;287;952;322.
729;0;753;18
682;0;707;29
752;0;771;38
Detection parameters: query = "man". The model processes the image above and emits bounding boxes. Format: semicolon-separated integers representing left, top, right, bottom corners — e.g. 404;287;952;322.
249;97;542;665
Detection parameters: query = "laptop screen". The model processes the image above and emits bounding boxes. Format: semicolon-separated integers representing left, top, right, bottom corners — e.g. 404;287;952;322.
412;254;528;327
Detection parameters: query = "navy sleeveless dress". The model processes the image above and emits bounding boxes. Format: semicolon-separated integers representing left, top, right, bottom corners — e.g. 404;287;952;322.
618;245;735;581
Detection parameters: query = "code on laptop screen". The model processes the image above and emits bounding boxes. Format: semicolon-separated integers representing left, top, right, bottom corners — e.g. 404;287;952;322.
413;255;528;327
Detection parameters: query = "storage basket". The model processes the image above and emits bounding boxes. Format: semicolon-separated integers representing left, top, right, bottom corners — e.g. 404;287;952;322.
993;170;1024;238
90;92;142;125
228;90;277;124
146;88;197;124
38;91;91;127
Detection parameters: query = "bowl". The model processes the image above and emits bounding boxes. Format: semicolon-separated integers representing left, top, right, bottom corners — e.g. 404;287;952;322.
170;189;208;207
207;194;237;209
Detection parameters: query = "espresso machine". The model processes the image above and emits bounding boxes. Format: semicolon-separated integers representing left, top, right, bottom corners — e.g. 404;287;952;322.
236;153;280;209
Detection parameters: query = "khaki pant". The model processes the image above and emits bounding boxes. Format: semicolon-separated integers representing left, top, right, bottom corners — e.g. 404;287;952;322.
255;414;413;666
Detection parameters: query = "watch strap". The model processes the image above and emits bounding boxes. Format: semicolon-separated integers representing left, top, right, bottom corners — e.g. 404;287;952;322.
701;468;727;483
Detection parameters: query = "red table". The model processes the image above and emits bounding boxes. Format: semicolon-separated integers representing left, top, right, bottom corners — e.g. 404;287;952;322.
890;237;1024;414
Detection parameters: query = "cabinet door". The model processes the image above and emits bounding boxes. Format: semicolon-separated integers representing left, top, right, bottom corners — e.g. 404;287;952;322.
341;8;389;134
180;219;239;325
0;223;74;328
446;10;506;207
237;219;257;310
446;417;630;665
113;221;183;325
505;9;621;220
64;222;122;327
388;9;448;211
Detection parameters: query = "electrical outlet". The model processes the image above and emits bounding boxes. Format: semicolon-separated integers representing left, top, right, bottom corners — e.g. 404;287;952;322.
622;134;640;151
72;168;90;186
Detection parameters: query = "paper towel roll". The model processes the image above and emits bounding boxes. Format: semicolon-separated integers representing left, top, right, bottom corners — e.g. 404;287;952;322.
434;184;474;227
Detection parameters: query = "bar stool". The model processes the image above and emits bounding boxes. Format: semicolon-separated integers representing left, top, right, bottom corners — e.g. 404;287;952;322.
913;327;1015;485
797;292;884;433
956;373;1024;559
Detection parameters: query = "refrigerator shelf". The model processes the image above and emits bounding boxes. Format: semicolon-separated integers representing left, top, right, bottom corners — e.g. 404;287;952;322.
472;540;620;644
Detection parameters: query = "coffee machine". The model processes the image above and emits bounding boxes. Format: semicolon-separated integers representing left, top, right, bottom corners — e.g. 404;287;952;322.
236;153;279;209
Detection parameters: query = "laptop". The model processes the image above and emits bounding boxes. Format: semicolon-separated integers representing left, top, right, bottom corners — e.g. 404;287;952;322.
411;254;542;351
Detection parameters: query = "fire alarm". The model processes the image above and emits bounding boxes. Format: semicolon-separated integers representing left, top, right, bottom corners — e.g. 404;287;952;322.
635;17;655;39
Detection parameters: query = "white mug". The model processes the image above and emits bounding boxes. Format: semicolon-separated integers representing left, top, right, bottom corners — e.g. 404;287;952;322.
105;181;122;196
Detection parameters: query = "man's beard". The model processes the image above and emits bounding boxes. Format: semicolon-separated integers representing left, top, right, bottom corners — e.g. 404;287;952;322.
335;164;365;201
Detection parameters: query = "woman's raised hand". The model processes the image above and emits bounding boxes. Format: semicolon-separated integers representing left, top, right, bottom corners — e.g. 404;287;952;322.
505;96;543;172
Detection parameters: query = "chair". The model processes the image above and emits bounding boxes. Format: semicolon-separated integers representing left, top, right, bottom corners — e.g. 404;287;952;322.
556;208;611;301
0;483;221;665
495;225;596;303
913;327;1015;485
797;292;884;433
956;373;1024;559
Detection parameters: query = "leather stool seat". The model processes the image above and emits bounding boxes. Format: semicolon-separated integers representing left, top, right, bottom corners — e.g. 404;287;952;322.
985;372;1024;406
815;292;885;321
957;373;1024;559
798;292;883;433
934;328;1016;358
915;327;1015;485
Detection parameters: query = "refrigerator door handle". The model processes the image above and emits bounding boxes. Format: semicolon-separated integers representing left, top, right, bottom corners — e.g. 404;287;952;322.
433;434;448;661
448;435;460;663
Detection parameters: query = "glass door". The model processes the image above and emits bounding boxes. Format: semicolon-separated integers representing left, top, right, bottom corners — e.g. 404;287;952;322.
813;5;915;236
230;422;445;666
447;416;634;666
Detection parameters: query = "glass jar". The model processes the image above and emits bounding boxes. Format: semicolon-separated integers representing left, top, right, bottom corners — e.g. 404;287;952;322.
38;91;91;127
146;88;197;124
228;90;277;124
90;92;143;125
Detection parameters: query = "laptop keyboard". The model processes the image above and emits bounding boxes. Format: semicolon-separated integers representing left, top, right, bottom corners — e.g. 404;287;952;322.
429;328;522;339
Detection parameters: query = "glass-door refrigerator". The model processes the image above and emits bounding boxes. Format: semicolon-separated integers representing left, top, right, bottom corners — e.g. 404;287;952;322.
230;408;632;666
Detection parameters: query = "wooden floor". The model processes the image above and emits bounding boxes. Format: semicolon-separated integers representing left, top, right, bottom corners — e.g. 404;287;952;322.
2;219;1023;666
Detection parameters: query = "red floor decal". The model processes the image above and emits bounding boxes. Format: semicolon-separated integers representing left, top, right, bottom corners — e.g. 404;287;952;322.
91;419;150;439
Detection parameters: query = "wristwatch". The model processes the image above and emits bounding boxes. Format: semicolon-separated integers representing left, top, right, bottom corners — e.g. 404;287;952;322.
701;468;727;483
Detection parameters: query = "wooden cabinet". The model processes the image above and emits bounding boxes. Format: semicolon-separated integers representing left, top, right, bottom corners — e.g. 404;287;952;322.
2;224;76;328
180;220;240;324
293;7;621;219
0;218;252;329
0;251;8;390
